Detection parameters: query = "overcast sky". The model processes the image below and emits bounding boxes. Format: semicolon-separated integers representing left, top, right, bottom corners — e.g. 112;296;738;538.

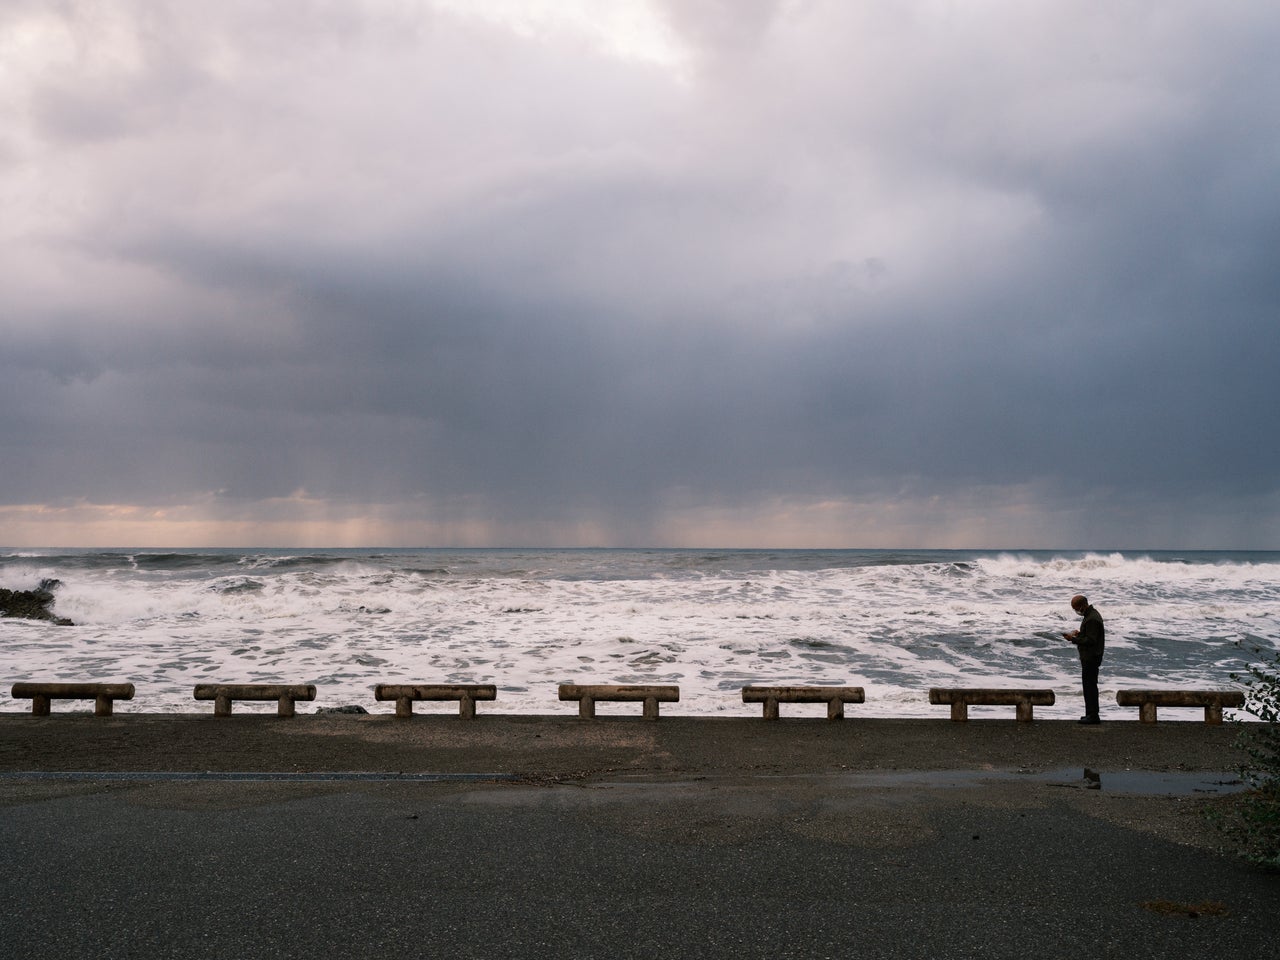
2;1;1278;549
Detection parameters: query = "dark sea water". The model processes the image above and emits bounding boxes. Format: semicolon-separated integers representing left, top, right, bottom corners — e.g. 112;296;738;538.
2;548;1277;718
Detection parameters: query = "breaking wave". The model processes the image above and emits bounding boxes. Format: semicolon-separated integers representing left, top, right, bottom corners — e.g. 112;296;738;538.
2;548;1277;717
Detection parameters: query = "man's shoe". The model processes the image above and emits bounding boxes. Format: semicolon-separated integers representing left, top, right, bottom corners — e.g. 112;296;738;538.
1078;715;1101;725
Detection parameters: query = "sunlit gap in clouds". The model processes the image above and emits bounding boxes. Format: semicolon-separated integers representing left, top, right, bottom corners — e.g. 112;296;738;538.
430;0;687;71
0;484;1073;550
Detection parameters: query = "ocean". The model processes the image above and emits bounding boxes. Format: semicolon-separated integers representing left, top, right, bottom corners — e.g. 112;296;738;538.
2;548;1277;719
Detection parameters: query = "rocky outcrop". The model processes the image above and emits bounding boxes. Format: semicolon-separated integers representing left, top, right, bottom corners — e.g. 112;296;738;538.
0;580;74;625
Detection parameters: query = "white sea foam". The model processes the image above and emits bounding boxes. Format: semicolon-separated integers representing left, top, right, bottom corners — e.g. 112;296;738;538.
2;550;1277;718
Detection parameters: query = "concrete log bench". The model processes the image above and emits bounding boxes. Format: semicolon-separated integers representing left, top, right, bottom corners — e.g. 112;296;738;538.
929;687;1055;723
1115;689;1245;724
10;682;135;716
374;683;497;718
558;684;679;720
193;683;316;717
742;685;865;720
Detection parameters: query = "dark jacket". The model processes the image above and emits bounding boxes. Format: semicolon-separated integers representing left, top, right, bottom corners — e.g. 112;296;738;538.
1075;605;1105;663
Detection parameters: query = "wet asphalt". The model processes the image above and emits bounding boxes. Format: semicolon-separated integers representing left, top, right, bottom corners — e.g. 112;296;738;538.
2;772;1278;960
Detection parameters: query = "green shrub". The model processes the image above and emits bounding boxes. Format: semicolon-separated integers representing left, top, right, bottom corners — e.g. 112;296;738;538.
1236;648;1280;775
1216;645;1280;870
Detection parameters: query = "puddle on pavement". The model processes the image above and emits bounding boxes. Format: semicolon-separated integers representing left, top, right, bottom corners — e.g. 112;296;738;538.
831;768;1247;797
1041;768;1247;796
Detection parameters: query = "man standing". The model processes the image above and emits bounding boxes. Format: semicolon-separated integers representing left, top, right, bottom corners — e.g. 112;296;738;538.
1063;594;1105;724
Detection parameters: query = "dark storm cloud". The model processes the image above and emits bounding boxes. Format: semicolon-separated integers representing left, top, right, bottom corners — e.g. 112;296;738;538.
3;1;1279;546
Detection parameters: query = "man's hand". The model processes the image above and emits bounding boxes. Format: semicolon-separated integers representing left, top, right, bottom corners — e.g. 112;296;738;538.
1062;629;1080;641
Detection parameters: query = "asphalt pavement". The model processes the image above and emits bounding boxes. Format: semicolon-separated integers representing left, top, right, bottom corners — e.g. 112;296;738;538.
1;716;1276;959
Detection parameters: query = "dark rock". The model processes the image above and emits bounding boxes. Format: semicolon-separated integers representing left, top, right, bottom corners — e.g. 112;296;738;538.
315;705;369;714
0;582;74;625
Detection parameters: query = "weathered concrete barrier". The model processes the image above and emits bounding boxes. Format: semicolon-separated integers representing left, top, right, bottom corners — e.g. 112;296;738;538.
928;687;1055;722
558;684;679;720
741;685;865;720
10;681;135;716
193;683;316;717
1116;689;1245;724
374;683;497;718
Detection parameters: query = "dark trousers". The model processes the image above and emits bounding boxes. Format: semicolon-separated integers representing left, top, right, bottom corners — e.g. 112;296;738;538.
1081;658;1102;718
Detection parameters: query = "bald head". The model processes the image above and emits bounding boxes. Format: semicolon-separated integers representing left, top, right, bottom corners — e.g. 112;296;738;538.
1071;594;1088;613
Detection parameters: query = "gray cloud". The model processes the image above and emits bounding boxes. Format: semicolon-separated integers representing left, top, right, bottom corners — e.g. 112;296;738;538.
3;1;1279;547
